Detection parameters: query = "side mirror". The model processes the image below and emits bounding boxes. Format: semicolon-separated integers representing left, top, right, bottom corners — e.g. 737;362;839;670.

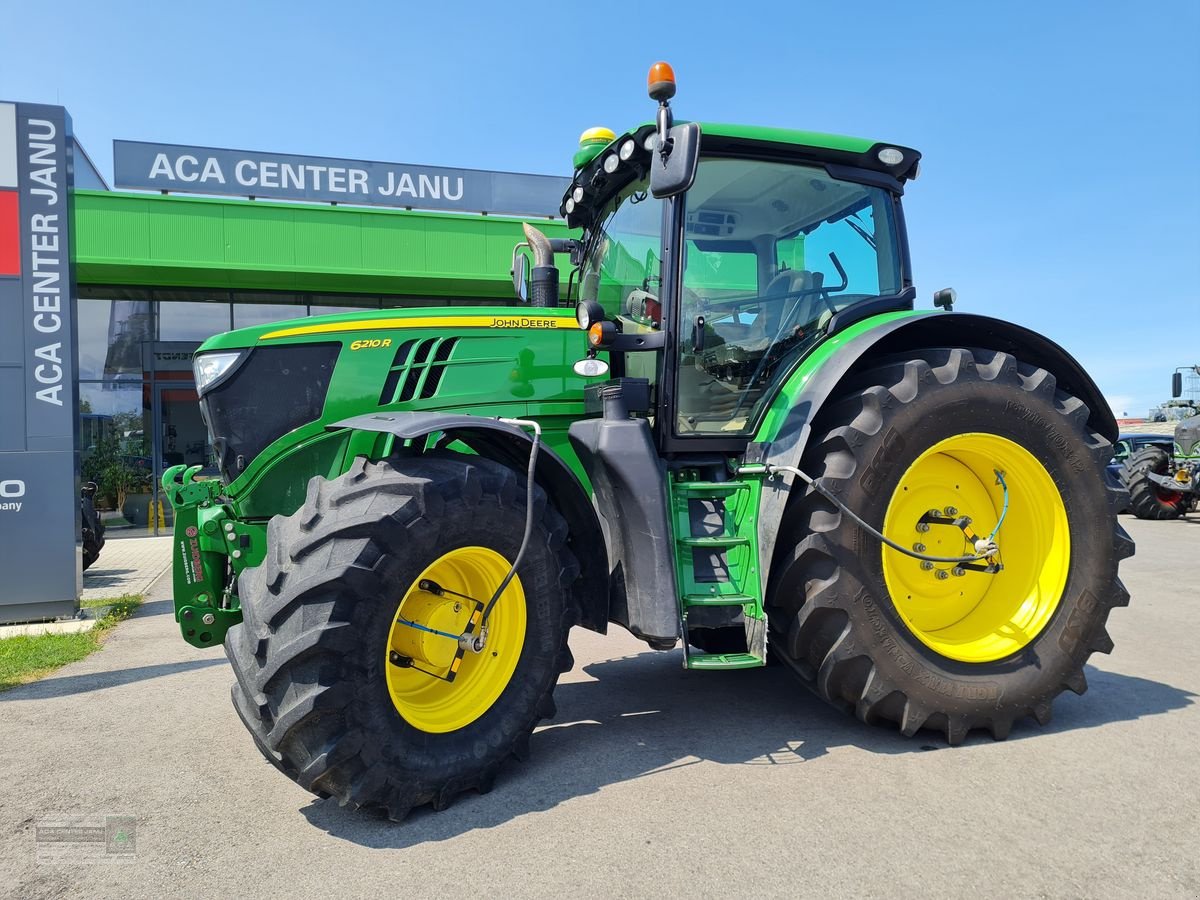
650;122;701;199
1172;372;1183;398
511;252;529;303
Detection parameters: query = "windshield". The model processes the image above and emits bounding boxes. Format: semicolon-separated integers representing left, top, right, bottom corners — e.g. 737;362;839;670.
579;178;664;382
580;177;663;318
676;157;903;436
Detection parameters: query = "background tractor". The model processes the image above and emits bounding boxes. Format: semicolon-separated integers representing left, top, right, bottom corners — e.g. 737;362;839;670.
163;63;1133;821
1121;368;1199;519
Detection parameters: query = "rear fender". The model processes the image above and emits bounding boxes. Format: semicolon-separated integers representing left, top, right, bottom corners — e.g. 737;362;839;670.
750;312;1118;570
329;412;609;634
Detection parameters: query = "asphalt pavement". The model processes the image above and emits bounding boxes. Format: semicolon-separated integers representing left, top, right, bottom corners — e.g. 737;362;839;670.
1;516;1197;899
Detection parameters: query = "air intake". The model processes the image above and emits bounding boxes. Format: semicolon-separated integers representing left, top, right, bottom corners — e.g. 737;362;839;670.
378;337;459;406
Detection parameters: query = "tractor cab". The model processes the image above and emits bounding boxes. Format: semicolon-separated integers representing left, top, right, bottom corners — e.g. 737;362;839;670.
505;63;928;664
521;62;920;453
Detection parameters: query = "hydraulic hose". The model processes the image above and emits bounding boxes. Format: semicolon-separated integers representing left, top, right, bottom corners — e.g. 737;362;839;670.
761;464;1007;564
481;418;541;623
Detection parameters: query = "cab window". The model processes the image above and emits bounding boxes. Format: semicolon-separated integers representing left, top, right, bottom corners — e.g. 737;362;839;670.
676;157;903;436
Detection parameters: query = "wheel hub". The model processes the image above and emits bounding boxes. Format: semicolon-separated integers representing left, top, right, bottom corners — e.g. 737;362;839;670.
911;506;1003;576
385;546;527;733
390;592;465;669
882;433;1070;663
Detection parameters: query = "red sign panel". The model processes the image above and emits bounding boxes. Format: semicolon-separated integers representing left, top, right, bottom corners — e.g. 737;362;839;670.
0;190;17;276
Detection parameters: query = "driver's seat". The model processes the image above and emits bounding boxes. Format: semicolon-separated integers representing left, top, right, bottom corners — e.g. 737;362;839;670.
761;268;817;338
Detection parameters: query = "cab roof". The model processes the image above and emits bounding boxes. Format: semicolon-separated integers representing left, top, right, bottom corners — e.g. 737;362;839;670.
563;122;920;228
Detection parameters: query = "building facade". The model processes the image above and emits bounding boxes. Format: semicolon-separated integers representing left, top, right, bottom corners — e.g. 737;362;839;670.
73;180;571;529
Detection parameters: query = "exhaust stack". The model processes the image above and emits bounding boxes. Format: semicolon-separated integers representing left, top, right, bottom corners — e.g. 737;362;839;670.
522;222;559;308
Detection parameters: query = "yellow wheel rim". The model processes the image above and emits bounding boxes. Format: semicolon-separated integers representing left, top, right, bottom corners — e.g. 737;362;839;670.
882;433;1070;663
385;546;526;733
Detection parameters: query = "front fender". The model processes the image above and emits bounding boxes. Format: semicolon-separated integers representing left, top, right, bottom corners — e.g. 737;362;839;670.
329;412;609;634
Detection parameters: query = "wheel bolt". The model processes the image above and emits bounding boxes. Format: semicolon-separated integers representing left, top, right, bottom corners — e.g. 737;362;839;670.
913;543;927;553
935;569;949;580
927;509;941;519
920;561;934;571
915;522;930;533
944;506;958;516
952;567;966;577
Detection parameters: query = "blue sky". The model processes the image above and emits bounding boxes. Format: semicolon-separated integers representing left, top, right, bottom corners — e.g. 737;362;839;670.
3;0;1197;417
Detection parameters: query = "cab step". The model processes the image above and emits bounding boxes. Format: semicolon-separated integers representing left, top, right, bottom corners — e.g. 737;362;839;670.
685;652;764;670
676;535;750;548
682;593;758;607
670;473;770;672
672;480;751;497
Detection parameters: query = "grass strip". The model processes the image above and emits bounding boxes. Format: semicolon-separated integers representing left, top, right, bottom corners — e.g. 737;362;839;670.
0;595;142;692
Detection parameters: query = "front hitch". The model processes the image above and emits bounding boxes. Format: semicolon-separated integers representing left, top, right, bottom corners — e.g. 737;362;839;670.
161;464;242;647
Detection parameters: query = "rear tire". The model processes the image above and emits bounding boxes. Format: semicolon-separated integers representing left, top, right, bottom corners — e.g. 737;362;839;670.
1121;446;1184;520
766;348;1133;743
226;453;579;819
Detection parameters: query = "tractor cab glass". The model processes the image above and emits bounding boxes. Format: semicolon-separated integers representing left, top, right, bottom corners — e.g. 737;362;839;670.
578;176;664;380
676;157;903;436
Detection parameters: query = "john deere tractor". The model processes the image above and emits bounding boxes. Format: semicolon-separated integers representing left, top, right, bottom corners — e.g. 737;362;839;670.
1121;368;1199;519
163;63;1133;820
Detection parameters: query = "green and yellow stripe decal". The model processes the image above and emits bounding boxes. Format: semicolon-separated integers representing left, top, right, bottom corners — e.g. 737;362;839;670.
262;314;580;340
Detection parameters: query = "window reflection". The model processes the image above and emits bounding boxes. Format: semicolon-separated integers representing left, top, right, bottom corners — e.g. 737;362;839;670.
77;297;152;380
157;301;232;341
234;302;308;329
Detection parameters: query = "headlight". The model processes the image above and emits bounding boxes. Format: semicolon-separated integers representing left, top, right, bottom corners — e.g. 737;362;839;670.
619;139;636;161
602;153;620;174
575;300;605;330
193;351;245;394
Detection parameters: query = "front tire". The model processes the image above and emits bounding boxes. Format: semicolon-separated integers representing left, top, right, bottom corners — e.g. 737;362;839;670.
767;348;1133;743
226;453;579;819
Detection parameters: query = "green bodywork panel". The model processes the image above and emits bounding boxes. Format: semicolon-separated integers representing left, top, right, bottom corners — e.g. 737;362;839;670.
163;306;597;646
697;122;877;154
753;309;929;443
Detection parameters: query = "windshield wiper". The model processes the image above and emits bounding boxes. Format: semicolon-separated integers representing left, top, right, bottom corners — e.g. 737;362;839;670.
845;215;876;249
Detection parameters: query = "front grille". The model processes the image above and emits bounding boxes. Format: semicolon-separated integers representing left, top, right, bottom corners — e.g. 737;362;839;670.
200;343;339;481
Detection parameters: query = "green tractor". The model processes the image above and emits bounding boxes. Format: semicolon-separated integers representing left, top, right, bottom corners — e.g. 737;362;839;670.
163;63;1133;820
1121;369;1199;519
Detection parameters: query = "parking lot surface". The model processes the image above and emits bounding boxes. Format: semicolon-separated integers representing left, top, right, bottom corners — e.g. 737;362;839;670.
1;516;1196;899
